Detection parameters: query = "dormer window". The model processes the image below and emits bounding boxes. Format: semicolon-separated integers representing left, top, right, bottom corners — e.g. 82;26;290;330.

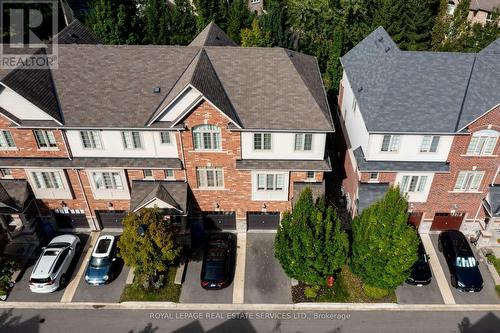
192;125;221;151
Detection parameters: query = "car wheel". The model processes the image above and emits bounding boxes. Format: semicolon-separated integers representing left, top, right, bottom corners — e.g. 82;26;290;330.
60;274;67;288
450;275;457;288
438;240;443;252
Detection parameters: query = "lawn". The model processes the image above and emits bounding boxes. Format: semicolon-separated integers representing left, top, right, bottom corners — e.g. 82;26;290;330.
120;269;181;302
292;266;397;303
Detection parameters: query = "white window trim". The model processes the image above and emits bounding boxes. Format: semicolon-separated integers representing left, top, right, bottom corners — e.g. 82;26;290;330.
192;125;222;151
465;130;498;156
452;171;484;192
419;135;440;153
143;169;153;180
196;167;224;190
159;131;172;145
305;171;316;182
121;131;143;150
400;175;429;193
253;133;272;151
256;173;285;191
86;170;130;200
381;135;400;152
368;172;379;182
164;169;175;180
80;130;103;150
27;169;72;199
0;130;16;150
34;130;58;150
294;133;313;151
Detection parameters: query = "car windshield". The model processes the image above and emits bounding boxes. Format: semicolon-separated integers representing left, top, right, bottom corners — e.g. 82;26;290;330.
49;242;70;248
455;257;476;268
43;250;60;256
90;257;110;267
30;277;51;284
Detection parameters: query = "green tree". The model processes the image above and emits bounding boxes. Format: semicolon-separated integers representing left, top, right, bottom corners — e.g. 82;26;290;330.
275;188;349;285
227;0;254;44
241;18;272;47
195;0;229;31
169;0;198;45
142;0;170;44
86;0;139;44
351;186;419;290
261;0;291;47
118;208;181;281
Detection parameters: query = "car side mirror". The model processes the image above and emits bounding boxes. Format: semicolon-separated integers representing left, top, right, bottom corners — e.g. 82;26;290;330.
41;246;46;250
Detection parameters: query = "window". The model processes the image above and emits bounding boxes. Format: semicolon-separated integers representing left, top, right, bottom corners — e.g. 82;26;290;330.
80;131;102;149
466;130;498;156
192;125;221;150
92;172;123;190
31;171;64;189
454;171;484;192
254;133;272;150
143;169;153;178
0;169;12;177
52;248;69;273
369;172;379;181
0;130;15;148
294;134;313;151
420;136;440;153
381;135;400;152
196;167;224;189
164;169;174;179
160;131;171;144
122;131;142;149
400;175;428;193
306;171;315;180
257;173;285;191
34;130;57;149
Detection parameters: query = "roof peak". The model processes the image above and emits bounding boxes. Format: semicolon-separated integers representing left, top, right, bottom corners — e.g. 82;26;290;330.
189;22;238;47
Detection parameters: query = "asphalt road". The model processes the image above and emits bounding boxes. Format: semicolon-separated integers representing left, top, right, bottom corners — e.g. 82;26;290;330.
1;308;499;333
430;234;500;304
244;233;292;304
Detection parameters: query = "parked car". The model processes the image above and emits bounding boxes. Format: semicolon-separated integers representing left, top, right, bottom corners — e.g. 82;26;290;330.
29;234;81;293
406;241;432;286
85;235;117;285
200;233;235;290
438;230;483;292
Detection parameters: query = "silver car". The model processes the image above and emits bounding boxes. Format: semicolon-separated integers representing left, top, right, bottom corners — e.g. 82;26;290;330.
29;234;81;293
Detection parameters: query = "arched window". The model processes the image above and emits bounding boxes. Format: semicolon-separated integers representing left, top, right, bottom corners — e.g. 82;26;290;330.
447;1;456;16
466;129;498;156
192;124;221;150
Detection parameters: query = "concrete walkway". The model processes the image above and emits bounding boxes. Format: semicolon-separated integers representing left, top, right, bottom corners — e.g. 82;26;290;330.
232;233;246;304
60;232;99;303
420;233;455;305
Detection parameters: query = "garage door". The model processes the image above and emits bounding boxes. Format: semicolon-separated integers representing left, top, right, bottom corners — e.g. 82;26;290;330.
53;211;89;229
430;212;464;231
96;210;128;229
247;212;280;230
203;211;236;231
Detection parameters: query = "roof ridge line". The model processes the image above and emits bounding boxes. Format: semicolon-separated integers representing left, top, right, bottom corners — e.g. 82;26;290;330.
454;55;478;132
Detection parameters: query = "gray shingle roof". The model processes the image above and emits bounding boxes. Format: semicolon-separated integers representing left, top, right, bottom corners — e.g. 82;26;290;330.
0;23;332;131
358;183;389;213
189;22;238;47
236;158;331;171
0;157;182;169
54;19;103;44
0;179;32;213
480;37;500;54
293;181;325;205
488;185;500;217
341;27;500;133
130;180;188;215
353;147;450;172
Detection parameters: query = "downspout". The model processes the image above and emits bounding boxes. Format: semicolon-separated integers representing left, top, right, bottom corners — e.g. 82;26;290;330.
75;169;97;230
178;129;187;181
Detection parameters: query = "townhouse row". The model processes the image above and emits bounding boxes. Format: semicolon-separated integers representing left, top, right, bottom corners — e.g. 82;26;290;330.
0;22;333;237
338;27;500;246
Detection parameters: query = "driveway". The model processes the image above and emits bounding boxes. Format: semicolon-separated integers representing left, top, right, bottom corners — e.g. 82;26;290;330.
396;279;443;304
71;233;130;303
430;234;500;304
244;233;292;304
7;233;89;303
179;233;235;304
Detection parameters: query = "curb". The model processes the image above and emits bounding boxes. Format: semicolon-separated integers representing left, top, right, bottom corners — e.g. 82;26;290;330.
1;302;499;312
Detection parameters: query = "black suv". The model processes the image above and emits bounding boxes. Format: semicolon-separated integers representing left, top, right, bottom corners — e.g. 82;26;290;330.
438;230;483;292
200;233;235;290
406;241;432;286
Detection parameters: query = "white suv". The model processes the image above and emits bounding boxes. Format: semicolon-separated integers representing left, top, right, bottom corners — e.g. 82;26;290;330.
29;234;81;293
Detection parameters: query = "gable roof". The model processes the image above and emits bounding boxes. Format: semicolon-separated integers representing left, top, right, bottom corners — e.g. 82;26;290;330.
189;22;238;47
54;18;103;44
0;179;32;213
341;27;500;133
130;181;188;214
0;23;333;131
1;49;63;124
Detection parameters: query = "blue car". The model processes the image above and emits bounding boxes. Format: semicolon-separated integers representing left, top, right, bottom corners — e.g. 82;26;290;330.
85;235;117;285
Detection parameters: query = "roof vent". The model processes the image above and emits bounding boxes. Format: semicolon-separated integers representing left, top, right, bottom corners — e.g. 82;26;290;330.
385;46;391;52
215;36;220;40
70;33;79;40
358;86;363;93
153;86;161;94
378;36;383;42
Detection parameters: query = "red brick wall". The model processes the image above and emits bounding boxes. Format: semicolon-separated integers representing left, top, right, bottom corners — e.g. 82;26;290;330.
359;172;396;183
180;101;294;220
0;115;69;158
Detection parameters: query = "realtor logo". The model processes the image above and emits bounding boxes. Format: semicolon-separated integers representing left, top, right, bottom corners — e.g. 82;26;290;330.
0;0;59;69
